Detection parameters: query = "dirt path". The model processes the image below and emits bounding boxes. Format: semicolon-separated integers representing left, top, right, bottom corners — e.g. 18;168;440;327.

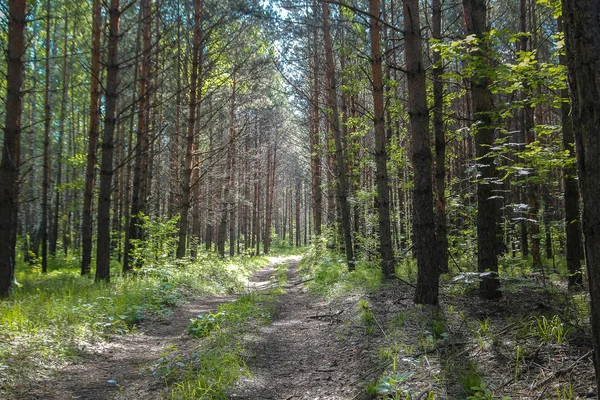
231;262;373;400
19;258;375;400
19;262;282;400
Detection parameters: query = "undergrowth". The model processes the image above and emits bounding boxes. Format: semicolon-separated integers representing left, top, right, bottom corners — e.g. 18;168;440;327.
164;261;289;399
299;238;382;297
299;237;594;399
0;250;270;397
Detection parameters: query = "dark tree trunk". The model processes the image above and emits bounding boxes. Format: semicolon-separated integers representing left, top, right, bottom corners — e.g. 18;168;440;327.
0;0;26;297
404;0;438;305
311;0;322;238
432;0;449;274
296;178;301;247
123;0;151;271
177;0;203;258
95;0;121;282
369;0;395;278
41;0;52;273
557;17;583;289
322;1;354;271
81;0;102;276
562;0;600;391
463;0;501;299
218;73;237;257
50;15;70;257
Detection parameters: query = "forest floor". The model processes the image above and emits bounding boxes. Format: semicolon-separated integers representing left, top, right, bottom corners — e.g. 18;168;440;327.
15;257;380;400
11;256;599;400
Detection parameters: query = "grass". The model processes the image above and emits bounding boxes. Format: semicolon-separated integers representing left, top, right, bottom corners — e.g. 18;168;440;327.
299;238;594;399
165;261;289;399
0;250;271;397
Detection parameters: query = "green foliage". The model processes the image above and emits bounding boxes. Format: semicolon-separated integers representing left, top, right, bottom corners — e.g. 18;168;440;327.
531;315;571;344
128;214;180;267
299;242;383;298
166;266;287;399
467;383;510;400
0;253;267;396
188;311;223;338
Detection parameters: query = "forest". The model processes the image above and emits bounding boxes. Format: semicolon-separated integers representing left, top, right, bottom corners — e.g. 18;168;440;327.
1;0;600;398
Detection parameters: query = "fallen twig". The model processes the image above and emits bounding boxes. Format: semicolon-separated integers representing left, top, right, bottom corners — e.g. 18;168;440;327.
533;350;592;390
307;309;344;319
415;386;433;400
294;278;315;286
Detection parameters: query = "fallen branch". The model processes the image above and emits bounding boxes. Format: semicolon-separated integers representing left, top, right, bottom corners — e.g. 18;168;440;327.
533;350;592;390
307;309;344;320
294;278;315;286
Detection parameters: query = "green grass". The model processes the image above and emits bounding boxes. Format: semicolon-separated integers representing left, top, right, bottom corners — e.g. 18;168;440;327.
166;262;289;399
298;244;382;298
0;250;270;397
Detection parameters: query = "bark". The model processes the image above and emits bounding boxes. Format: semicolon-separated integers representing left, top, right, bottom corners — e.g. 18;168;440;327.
463;0;501;299
369;0;395;278
311;0;323;237
81;0;102;275
322;1;354;271
404;0;438;305
561;0;600;390
41;0;52;273
432;0;449;274
123;0;151;271
557;17;583;289
0;0;26;297
177;0;203;258
296;178;301;247
50;15;70;257
95;0;121;282
218;72;237;257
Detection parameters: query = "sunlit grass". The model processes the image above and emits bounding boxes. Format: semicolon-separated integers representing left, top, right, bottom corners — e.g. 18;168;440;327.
0;250;271;396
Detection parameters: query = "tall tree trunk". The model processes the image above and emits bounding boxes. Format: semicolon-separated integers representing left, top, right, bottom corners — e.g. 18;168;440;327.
562;0;600;391
50;15;70;257
41;0;52;273
123;0;151;271
322;1;354;271
82;0;102;275
404;0;438;305
177;0;203;258
95;0;121;282
218;72;236;257
463;0;501;299
295;177;301;247
0;0;26;296
557;17;583;289
432;0;449;274
369;0;395;278
311;0;322;238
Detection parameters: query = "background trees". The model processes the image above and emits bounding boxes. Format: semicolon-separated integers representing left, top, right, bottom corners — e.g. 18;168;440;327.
0;0;592;327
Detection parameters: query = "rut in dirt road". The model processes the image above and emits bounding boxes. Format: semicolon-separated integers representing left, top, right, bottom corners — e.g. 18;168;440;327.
232;262;373;400
17;262;284;400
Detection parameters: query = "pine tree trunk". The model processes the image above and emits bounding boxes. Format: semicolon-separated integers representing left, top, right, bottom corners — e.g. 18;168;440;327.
369;0;395;278
562;0;600;390
41;0;52;273
177;0;203;258
81;0;102;275
322;2;354;271
50;14;70;257
311;0;322;238
95;0;121;282
432;0;449;274
404;0;438;305
557;17;583;289
0;0;26;296
123;0;151;271
463;0;501;299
